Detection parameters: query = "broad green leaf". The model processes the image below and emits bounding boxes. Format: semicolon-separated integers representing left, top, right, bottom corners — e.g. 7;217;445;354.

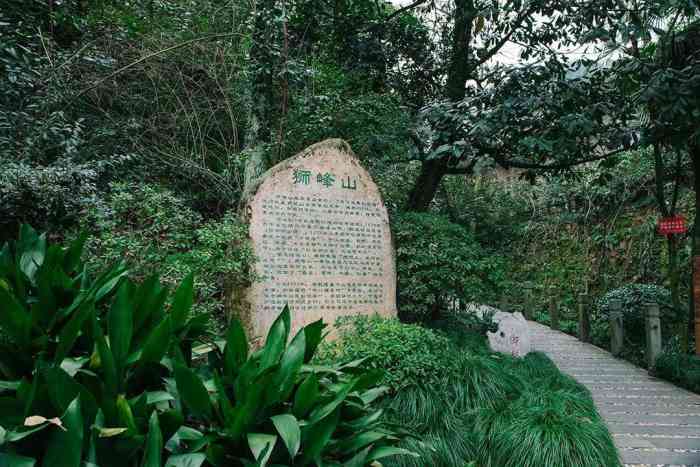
344;446;372;467
260;305;290;370
146;391;174;404
164;426;203;453
165;454;206;467
227;370;275;439
336;430;392;455
307;377;357;424
300;407;340;465
0;453;35;467
343;409;384;430
302;319;326;363
42;367;97;418
86;410;104;464
212;372;234;426
5;423;52;442
42;397;83;467
141;411;163;467
292;374;319;418
19;230;46;283
116;394;138;434
94;318;118;397
0;380;20;392
140;316;172;365
109;282;133;368
247;433;276;466
223;319;248;380
134;276;168;332
366;446;419;462
358;387;389;405
273;328;306;403
271;414;300;459
0;287;30;345
174;365;212;421
63;231;87;273
54;300;94;364
170;273;194;329
92;266;128;302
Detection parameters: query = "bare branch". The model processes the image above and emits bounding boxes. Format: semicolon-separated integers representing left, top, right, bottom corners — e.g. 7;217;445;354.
383;0;429;23
493;147;628;170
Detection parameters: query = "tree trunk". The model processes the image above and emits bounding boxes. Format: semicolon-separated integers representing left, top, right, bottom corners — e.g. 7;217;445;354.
406;0;474;211
407;159;448;211
691;144;700;355
250;0;278;146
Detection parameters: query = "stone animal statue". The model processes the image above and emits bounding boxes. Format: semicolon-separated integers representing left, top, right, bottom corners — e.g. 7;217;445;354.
486;311;531;358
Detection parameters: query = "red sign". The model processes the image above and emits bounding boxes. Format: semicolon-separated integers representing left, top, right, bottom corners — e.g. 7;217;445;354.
658;215;687;235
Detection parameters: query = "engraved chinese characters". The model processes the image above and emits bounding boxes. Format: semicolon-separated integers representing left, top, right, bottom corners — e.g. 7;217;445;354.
244;139;397;339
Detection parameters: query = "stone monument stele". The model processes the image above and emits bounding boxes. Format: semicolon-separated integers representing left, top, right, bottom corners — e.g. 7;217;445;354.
235;139;397;341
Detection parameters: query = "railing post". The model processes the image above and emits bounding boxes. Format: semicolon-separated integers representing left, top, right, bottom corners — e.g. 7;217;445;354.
578;292;591;343
549;297;559;331
645;302;662;369
609;299;624;357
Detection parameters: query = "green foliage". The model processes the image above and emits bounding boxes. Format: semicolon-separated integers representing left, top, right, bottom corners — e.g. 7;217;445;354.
328;318;619;467
0;225;208;466
171;307;414;466
653;351;700;393
393;212;506;321
284;84;412;169
318;316;461;391
0;228;406;466
0;224;126;378
84;183;254;329
593;284;676;363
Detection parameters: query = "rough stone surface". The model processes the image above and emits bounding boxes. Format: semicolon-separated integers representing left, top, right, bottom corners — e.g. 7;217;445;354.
240;139;396;341
487;311;531;357
529;320;700;467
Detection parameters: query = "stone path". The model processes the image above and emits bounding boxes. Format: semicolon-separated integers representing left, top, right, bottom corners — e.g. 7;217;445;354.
529;321;700;467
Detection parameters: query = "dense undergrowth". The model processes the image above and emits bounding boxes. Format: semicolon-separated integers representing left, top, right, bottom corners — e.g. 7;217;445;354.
322;316;621;467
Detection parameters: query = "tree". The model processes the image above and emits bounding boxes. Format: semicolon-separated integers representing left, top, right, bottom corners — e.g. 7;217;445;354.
377;0;632;211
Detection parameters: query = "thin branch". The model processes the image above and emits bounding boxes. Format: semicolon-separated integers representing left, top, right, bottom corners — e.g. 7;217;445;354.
383;0;429;23
73;32;245;101
494;146;628;170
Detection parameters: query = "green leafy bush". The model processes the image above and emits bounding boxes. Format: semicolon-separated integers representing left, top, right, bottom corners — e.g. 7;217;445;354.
0;227;408;466
172;307;414;466
0;225;207;466
84;182;254;329
393;212;506;322
653;351;700;393
318;315;461;391
327;317;620;467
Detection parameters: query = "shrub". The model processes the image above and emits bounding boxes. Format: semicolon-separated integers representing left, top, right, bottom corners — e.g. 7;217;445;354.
0;227;408;466
0;225;208;466
84;182;254;329
653;351;700;393
328;317;620;467
318;315;461;391
393;212;506;322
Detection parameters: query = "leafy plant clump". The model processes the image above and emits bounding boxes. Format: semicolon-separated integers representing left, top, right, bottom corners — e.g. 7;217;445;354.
653;351;700;394
393;212;506;322
0;226;410;466
318;315;462;391
327;317;620;467
84;182;255;329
